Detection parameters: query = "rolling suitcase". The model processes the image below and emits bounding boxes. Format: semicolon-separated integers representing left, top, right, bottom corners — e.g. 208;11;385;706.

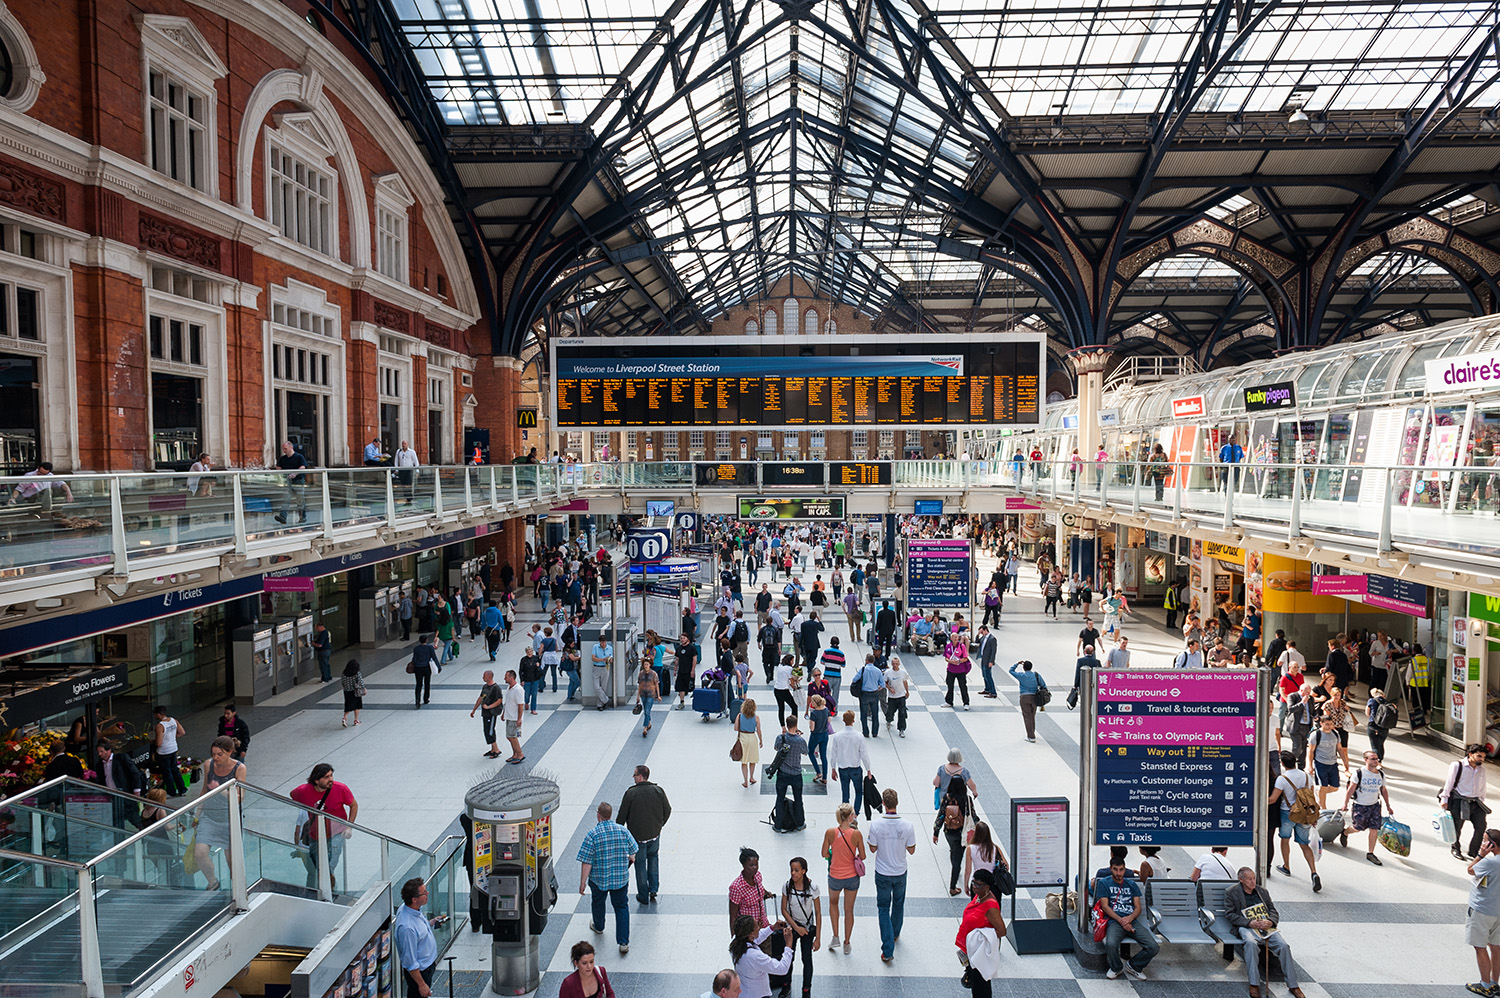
693;687;723;716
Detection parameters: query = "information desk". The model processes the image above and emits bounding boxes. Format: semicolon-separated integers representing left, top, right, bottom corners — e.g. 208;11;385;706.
551;335;1043;428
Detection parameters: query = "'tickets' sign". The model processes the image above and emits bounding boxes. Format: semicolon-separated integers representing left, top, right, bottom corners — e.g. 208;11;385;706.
1243;381;1296;412
1171;395;1205;418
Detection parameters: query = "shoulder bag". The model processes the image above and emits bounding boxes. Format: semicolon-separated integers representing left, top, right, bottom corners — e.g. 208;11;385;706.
730;733;744;762
838;827;866;876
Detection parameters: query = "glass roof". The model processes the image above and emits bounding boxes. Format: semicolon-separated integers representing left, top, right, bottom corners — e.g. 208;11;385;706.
392;0;1500;333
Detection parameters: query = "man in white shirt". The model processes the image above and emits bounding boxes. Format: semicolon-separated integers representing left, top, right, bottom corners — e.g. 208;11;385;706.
789;608;807;667
1106;636;1131;670
826;711;873;816
866;788;917;963
1275;641;1306;676
1443;744;1492;860
883;656;911;737
394;439;420;502
502;670;526;764
1190;846;1239;881
772;656;796;728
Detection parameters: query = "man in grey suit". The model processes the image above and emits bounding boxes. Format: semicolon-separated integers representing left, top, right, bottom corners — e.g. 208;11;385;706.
977;625;999;698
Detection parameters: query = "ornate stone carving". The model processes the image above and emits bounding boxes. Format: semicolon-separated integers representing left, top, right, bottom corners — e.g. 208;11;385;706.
1453;234;1500;276
372;300;410;332
0;162;65;221
423;321;451;349
138;213;220;269
1174;219;1233;248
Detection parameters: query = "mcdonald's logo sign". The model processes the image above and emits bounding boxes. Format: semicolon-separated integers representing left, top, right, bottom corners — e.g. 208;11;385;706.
516;409;538;429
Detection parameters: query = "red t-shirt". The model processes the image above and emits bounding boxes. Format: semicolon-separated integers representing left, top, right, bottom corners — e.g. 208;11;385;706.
956;896;1000;952
290;781;356;838
1278;674;1301;702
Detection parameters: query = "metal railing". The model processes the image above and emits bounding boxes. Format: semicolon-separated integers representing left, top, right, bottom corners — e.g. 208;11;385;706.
0;463;580;594
0;776;464;998
8;455;1500;595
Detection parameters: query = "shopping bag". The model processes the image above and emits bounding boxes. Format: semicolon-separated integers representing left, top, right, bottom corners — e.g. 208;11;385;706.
1434;809;1458;844
182;829;200;876
1378;817;1412;857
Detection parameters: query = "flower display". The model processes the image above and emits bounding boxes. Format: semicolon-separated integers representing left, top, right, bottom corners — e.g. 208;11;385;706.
0;731;83;797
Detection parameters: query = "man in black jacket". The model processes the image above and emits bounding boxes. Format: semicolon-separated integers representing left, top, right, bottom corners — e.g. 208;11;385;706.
874;601;898;656
617;765;672;904
93;741;147;827
1223;866;1304;998
977;625;999;698
218;704;252;760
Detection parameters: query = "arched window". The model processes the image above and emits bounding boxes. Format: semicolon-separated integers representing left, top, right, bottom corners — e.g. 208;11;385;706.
764;309;778;337
745;318;759;336
825;317;838;335
784;298;799;336
804;308;819;337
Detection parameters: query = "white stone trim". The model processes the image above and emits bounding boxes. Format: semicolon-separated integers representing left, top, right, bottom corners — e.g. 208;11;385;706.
190;0;478;319
0;2;44;113
137;14;226;199
238;68;371;269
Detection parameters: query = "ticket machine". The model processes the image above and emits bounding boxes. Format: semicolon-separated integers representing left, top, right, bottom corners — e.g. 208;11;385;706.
465;774;560;995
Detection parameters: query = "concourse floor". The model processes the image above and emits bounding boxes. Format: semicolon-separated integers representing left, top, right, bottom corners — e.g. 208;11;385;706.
216;550;1481;998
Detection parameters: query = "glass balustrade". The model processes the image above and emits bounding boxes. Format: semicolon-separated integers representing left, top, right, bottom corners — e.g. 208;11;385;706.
0;849;85;994
425;836;469;953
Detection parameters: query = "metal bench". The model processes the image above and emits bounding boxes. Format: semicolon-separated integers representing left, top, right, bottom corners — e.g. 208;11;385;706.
1196;878;1242;960
1144;879;1217;945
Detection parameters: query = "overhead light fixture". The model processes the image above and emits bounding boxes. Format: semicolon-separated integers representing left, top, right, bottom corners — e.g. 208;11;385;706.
611;155;628;171
1287;107;1310;124
965;148;981;163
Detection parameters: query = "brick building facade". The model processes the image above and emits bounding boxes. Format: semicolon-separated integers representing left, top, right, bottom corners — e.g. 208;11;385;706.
0;0;526;480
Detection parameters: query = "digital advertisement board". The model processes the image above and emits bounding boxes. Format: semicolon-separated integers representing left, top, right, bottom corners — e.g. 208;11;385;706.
695;463;757;487
551;334;1044;429
737;495;847;520
1094;669;1260;847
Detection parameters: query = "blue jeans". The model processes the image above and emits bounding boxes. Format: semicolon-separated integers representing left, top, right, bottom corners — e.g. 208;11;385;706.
980;662;997;696
874;872;906;959
565;667;581;700
541;589;550;610
634;838;660;900
523;680;540;711
545;658;558;692
838;767;863;817
1103;919;1160;973
807;730;829;778
589;882;629;946
641;696;656;730
859;693;881;736
317;652;332;682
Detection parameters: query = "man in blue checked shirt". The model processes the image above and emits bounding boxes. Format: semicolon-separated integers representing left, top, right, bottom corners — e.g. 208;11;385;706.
577;800;638;954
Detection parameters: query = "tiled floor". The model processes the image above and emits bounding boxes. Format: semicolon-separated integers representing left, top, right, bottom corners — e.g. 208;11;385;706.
215;549;1481;997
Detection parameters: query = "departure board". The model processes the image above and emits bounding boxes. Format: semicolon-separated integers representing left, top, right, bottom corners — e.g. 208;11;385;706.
830;462;892;485
551;335;1044;429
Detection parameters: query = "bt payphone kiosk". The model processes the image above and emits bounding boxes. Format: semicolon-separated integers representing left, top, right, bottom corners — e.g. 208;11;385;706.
465;774;560;995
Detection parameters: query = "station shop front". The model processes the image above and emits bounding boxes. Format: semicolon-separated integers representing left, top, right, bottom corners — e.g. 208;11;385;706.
0;522;523;765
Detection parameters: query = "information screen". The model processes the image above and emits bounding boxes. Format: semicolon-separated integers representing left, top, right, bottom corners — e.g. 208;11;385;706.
694;463;757;487
552;335;1044;429
829;462;891;486
762;463;826;486
907;538;972;607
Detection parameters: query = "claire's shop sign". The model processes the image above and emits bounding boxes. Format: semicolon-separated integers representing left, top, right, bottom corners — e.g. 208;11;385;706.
1427;351;1500;393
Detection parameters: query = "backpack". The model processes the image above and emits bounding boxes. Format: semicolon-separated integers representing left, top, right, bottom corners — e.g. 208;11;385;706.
1373;700;1399;729
1287;773;1318;826
943;801;964;830
733;621;749;644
